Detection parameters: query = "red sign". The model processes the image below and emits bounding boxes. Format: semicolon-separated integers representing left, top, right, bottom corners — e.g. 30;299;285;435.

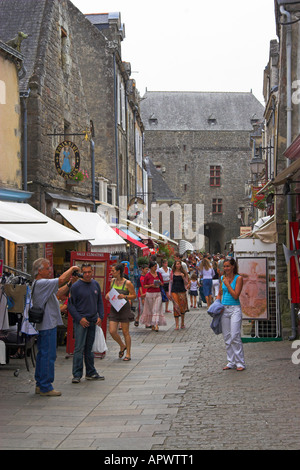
66;251;112;355
289;222;300;303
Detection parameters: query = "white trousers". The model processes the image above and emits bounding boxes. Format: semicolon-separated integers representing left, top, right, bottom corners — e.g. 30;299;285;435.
221;305;245;369
212;279;220;298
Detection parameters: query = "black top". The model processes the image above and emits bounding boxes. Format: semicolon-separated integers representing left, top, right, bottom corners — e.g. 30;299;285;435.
171;274;186;293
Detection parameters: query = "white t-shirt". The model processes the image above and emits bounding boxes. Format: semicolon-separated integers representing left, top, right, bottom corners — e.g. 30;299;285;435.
200;267;214;279
158;267;171;282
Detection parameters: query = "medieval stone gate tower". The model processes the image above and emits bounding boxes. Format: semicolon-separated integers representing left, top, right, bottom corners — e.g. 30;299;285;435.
140;91;264;252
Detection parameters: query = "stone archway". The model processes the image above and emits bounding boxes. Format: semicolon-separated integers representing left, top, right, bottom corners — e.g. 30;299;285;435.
204;222;225;254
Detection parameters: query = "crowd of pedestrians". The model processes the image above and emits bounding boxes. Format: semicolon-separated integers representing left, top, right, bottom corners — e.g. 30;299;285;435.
24;250;245;397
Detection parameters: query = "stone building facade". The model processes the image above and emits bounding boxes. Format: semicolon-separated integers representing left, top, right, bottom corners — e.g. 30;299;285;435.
0;0;146;271
258;0;300;336
0;40;24;192
140;91;264;252
0;0;145;216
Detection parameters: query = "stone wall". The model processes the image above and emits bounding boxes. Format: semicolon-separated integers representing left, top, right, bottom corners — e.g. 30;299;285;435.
144;129;251;251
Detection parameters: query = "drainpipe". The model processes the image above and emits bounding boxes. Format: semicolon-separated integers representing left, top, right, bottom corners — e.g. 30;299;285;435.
90;139;95;212
134;106;137;197
113;52;119;212
20;89;30;191
280;5;297;340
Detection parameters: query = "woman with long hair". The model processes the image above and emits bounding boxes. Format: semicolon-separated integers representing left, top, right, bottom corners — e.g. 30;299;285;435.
217;258;246;371
158;259;172;313
199;257;214;307
140;261;166;332
106;263;136;361
169;260;189;330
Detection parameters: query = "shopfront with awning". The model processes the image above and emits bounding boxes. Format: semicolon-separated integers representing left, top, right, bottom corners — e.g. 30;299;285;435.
121;218;178;246
56;208;126;253
0;201;91;275
112;227;150;256
0;202;89;244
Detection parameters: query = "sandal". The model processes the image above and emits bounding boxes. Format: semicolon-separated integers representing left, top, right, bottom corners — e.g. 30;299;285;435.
118;347;126;359
123;356;131;361
223;366;233;370
134;321;139;327
9;352;24;359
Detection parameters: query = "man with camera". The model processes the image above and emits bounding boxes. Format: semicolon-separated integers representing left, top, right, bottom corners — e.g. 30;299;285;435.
32;258;80;397
67;263;104;383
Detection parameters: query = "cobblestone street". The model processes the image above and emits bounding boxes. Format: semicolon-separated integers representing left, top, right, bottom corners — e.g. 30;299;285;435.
0;306;299;451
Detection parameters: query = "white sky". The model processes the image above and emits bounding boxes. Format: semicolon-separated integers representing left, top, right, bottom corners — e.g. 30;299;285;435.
72;0;277;105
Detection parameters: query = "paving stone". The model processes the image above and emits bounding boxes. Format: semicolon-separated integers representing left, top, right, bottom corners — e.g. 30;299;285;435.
0;306;299;450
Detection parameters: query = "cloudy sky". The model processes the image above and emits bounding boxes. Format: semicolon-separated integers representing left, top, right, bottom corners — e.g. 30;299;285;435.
72;0;277;104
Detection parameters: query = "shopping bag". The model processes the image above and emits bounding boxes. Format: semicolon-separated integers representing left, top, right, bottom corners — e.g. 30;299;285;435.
92;325;108;353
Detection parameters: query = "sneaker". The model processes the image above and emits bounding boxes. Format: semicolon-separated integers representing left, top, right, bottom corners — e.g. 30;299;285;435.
85;373;105;380
72;377;81;383
39;389;61;397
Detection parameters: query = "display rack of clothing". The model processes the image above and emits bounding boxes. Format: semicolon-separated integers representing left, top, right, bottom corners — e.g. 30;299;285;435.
0;270;36;370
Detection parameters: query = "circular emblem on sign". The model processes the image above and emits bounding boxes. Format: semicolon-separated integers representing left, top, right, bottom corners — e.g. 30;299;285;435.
54;140;80;179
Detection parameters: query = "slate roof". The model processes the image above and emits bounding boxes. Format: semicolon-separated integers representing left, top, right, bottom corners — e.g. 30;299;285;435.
0;0;48;92
140;91;264;132
145;156;179;202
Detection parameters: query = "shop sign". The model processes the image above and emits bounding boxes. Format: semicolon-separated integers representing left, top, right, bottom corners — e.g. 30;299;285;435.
240;226;251;236
55;140;80;179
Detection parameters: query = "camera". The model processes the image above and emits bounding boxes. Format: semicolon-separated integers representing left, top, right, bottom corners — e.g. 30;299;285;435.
73;270;84;278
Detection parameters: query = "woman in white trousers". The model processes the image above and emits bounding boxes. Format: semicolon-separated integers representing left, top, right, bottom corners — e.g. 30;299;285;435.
217;258;246;371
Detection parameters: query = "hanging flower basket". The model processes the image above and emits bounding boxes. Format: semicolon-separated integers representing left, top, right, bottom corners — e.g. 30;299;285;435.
66;169;89;185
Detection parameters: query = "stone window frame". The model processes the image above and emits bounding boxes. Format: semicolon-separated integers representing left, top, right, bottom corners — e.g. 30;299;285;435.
212;198;222;214
210;165;221;186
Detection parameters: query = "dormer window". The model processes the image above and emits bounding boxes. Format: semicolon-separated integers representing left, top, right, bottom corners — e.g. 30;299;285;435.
149;114;158;126
208;114;217;125
250;114;259;125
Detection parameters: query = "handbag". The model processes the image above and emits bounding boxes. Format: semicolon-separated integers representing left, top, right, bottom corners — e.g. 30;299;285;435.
157;272;168;302
28;281;45;324
160;286;168;303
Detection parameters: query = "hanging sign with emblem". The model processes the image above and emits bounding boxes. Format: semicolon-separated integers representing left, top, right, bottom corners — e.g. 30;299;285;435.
54;140;80;179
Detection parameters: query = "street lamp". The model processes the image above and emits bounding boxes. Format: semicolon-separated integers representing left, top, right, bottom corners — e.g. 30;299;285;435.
250;148;265;184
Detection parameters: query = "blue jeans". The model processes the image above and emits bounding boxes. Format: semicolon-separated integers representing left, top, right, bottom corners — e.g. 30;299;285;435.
35;327;57;393
73;322;97;378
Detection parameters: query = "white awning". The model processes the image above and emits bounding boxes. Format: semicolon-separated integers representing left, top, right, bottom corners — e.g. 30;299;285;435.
0;201;45;223
56;209;127;253
179;240;194;255
121;218;178;245
0;202;89;244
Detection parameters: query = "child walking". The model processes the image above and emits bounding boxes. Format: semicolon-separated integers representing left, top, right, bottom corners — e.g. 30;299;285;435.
188;272;199;308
